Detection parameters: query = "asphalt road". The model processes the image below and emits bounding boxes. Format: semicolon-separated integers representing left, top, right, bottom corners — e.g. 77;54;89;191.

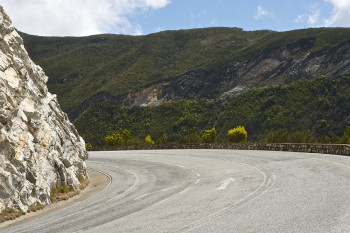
2;149;350;233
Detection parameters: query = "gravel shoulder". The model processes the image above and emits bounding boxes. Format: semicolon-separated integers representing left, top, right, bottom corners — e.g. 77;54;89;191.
0;169;109;229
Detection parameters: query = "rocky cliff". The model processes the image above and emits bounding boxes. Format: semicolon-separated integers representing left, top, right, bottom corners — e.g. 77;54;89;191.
0;6;88;212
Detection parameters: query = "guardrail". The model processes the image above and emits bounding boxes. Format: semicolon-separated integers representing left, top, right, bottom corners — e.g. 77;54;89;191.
91;143;350;156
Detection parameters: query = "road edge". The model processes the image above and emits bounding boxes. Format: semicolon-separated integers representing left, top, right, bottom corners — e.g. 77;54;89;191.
0;168;110;229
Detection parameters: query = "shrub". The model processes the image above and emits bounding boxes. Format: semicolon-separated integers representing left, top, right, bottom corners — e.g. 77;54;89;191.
228;126;248;143
85;142;93;150
105;129;132;146
121;130;132;144
145;135;155;145
105;133;122;146
201;128;217;143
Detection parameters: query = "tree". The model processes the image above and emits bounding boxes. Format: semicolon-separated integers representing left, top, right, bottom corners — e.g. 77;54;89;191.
228;126;247;143
201;128;217;143
145;135;155;145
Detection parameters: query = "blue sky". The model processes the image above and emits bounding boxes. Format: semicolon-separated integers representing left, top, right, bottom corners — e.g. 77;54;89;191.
2;0;349;36
134;0;332;33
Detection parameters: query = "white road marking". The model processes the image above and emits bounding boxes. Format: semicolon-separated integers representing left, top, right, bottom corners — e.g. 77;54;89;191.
195;179;200;185
182;172;277;233
266;178;272;186
181;161;270;232
196;173;201;177
217;177;236;191
134;193;151;201
180;187;191;194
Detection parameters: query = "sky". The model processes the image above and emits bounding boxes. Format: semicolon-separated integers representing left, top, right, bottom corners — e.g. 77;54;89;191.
1;0;350;36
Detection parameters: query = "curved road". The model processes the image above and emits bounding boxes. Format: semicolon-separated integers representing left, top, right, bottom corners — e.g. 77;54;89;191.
2;149;350;232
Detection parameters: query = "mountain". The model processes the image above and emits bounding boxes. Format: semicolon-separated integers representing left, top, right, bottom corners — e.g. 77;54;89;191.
0;6;88;212
19;27;350;146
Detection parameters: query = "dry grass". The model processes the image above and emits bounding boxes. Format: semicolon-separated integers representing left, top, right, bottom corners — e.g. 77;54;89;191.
27;203;44;213
51;189;81;202
0;208;25;223
78;175;90;190
0;176;90;223
50;176;89;202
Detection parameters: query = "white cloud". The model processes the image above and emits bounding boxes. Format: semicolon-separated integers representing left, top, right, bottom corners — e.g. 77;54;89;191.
1;0;171;36
295;5;321;26
324;0;350;26
254;5;274;20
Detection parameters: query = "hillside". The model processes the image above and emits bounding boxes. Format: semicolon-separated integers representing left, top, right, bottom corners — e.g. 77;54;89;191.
73;75;350;146
20;27;350;115
19;27;350;145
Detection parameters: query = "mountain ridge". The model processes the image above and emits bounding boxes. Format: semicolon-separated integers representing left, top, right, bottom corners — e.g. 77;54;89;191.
19;27;350;115
19;27;350;145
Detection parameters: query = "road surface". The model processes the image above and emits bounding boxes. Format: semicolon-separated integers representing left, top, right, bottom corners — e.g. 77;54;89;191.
2;149;350;232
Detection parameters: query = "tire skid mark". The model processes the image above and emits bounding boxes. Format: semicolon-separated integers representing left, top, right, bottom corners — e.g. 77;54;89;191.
179;159;277;233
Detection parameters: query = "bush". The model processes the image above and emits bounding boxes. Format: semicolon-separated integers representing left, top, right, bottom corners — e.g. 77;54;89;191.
85;142;93;150
145;135;155;145
228;126;248;143
105;129;132;146
105;133;122;146
121;130;132;144
202;128;217;143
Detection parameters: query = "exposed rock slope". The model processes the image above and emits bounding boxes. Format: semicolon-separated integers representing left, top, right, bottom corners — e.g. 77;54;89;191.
20;27;350;118
0;6;88;212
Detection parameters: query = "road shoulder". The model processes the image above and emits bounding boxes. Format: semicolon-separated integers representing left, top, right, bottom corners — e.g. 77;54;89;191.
0;169;109;229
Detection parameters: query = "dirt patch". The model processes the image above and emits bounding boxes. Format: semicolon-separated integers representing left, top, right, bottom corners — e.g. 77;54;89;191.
0;169;109;229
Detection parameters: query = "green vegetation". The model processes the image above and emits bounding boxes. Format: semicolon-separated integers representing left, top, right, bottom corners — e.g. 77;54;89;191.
74;75;350;147
85;142;93;150
264;129;317;143
19;28;350;146
145;135;155;145
340;126;350;144
202;128;217;143
105;129;132;145
50;184;76;202
20;28;350;115
228;126;248;143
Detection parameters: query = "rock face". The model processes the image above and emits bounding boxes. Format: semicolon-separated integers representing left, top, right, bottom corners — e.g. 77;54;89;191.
68;38;350;119
0;6;88;212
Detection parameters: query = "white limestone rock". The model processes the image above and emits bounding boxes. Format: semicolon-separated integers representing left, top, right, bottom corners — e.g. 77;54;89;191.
0;6;88;212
